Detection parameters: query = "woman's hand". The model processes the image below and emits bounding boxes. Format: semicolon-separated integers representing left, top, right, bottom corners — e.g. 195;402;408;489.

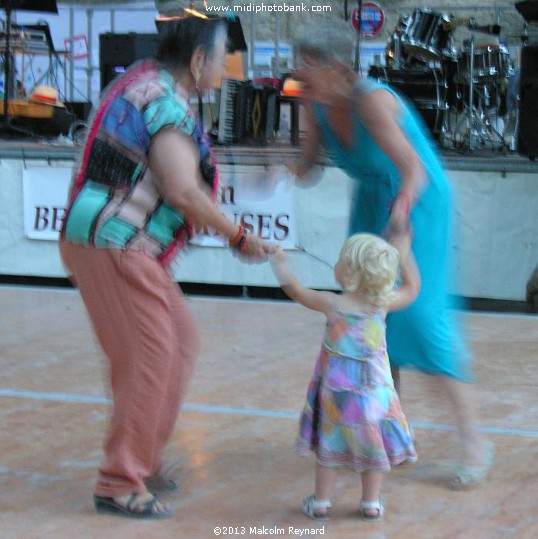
386;191;411;237
234;234;274;263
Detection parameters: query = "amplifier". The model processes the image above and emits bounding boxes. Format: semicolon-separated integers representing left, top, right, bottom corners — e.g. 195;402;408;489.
518;45;538;159
0;29;49;53
99;33;158;89
515;0;538;23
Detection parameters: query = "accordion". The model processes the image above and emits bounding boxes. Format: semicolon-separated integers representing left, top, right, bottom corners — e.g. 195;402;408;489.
217;78;278;145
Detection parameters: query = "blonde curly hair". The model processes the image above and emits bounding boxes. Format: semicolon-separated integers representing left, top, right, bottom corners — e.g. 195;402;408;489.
338;233;400;306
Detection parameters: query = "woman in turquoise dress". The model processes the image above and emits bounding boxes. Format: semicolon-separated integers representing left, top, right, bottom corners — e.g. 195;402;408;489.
291;21;494;490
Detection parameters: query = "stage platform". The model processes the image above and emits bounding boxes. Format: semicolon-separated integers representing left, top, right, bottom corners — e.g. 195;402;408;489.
1;138;538;171
0;285;536;538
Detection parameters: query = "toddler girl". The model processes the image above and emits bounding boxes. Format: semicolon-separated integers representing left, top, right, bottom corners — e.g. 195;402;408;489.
270;232;420;521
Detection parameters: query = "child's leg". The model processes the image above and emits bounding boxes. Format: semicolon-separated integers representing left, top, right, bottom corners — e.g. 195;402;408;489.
302;464;336;520
361;471;383;517
390;364;401;395
313;464;337;513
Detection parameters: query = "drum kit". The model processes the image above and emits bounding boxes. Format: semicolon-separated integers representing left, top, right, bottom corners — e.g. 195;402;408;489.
369;8;516;152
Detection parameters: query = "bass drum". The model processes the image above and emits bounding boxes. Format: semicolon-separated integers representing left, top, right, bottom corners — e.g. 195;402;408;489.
368;66;448;140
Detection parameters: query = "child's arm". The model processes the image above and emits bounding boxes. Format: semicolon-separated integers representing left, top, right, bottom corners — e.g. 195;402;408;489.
388;231;421;312
270;247;335;315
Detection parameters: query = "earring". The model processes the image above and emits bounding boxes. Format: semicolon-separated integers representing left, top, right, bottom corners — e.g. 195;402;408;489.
194;71;201;94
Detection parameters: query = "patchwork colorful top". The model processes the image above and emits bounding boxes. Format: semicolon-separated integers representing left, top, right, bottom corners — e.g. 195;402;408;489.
61;60;218;267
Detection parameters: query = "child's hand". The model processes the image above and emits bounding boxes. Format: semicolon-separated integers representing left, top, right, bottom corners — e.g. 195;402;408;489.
269;246;287;266
269;246;295;288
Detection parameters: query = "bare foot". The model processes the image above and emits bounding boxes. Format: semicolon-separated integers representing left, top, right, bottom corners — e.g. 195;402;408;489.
115;492;170;514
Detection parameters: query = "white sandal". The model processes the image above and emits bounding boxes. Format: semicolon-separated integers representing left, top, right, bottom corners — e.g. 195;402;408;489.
359;499;384;522
302;495;331;521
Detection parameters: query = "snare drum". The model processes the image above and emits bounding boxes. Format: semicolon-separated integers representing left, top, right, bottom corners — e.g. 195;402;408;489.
457;44;511;80
401;8;454;62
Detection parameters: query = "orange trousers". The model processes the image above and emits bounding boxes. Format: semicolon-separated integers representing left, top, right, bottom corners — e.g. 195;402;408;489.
60;241;199;497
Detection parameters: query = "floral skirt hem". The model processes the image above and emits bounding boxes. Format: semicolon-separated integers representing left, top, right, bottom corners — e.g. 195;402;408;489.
294;438;417;472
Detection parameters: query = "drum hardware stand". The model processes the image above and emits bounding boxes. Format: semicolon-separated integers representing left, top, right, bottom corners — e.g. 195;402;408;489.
508;95;520;151
457;18;506;153
507;30;533;152
394;31;403;69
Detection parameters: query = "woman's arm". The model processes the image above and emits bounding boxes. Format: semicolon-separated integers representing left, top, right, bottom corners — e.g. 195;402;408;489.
355;88;427;233
387;231;421;311
291;102;323;185
149;128;270;260
270;247;335;315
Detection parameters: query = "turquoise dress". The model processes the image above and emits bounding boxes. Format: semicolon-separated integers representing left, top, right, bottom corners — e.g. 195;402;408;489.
295;305;417;470
313;78;472;381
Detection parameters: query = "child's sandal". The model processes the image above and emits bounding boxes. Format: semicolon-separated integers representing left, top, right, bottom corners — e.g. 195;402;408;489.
359;499;384;522
302;495;331;521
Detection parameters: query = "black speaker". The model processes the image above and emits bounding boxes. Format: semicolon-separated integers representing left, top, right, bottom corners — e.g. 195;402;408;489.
515;0;538;23
518;45;538;160
99;33;158;89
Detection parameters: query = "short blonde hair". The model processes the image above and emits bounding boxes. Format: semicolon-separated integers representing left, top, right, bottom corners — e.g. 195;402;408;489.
294;20;355;66
338;233;399;306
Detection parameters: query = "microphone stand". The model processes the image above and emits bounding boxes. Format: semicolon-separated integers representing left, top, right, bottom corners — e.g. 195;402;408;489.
466;18;477;150
1;1;15;119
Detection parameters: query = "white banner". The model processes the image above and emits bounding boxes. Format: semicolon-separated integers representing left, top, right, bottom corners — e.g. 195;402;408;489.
191;164;297;249
23;167;72;240
22;165;298;248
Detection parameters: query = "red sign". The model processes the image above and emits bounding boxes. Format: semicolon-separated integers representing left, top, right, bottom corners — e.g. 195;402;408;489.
352;2;385;37
64;34;88;60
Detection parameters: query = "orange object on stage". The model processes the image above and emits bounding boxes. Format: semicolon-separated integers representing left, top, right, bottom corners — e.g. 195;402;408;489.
0;99;54;118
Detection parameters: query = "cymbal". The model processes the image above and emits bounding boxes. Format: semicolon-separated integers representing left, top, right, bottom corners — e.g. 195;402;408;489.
443;17;471;31
475;24;501;36
443;18;501;36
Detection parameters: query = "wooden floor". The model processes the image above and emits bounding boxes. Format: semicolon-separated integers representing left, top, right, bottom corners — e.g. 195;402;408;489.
0;285;537;539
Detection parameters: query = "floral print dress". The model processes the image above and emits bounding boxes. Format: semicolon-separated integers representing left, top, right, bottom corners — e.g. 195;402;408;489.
295;306;417;471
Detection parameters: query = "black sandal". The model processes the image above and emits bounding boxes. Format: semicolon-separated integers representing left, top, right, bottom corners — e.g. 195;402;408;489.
93;493;173;519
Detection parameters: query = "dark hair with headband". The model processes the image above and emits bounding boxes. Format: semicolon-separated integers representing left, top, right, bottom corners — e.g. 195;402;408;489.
156;16;228;69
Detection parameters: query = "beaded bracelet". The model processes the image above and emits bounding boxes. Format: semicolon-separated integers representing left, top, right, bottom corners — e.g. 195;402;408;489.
230;225;251;253
237;233;249;253
391;191;411;217
229;225;246;249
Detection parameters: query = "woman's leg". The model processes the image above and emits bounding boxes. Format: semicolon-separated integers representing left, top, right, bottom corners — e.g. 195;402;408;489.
61;243;191;503
150;281;200;477
436;375;492;471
